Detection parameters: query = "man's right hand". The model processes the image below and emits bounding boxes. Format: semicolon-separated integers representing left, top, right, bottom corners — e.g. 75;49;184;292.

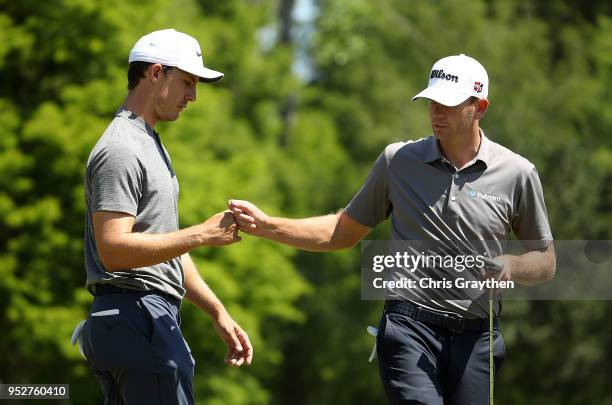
200;211;241;246
227;200;269;237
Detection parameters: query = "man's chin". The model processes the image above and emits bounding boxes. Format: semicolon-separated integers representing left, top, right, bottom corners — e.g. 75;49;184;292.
161;112;180;122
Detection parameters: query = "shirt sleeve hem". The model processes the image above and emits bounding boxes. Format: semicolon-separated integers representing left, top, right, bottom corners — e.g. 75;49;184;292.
92;204;137;217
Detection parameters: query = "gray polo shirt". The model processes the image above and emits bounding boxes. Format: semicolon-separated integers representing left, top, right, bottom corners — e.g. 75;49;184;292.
83;108;185;299
346;131;553;318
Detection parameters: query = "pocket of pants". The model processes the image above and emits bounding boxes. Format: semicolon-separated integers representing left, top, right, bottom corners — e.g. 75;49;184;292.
377;313;395;359
493;329;506;373
183;337;196;370
137;295;195;374
379;313;411;345
378;313;388;337
137;296;166;347
84;312;155;371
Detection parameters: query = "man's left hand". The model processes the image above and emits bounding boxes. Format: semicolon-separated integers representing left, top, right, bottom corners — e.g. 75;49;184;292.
480;254;513;283
212;310;253;367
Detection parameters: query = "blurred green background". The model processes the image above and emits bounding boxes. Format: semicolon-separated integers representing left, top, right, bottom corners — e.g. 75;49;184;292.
1;0;611;403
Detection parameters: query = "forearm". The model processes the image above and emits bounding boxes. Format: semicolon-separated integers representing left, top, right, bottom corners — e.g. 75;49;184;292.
263;213;346;252
101;223;206;271
182;253;225;319
183;253;253;366
504;243;556;285
229;200;370;251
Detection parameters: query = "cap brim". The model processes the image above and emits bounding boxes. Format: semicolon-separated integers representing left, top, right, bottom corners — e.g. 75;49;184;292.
411;86;470;107
180;64;224;83
197;66;224;83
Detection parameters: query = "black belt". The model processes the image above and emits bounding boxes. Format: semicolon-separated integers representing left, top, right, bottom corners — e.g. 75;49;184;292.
384;300;497;333
91;284;180;306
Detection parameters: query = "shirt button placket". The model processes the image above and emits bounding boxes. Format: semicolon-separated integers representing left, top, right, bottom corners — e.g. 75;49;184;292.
446;172;459;220
450;172;459;203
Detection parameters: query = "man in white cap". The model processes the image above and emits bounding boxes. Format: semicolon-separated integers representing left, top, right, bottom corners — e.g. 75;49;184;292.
228;54;555;404
80;29;252;405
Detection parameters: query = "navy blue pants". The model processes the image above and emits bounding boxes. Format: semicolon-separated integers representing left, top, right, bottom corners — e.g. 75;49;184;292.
82;291;195;405
377;312;505;405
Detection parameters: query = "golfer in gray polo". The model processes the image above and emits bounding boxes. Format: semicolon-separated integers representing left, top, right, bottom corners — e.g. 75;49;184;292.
228;54;555;404
77;29;252;405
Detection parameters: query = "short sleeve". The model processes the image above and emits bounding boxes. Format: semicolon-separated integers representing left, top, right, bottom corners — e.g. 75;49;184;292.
88;145;142;216
345;150;392;227
512;167;553;250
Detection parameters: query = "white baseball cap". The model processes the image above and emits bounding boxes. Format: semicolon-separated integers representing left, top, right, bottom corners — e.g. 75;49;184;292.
412;54;488;106
129;29;223;83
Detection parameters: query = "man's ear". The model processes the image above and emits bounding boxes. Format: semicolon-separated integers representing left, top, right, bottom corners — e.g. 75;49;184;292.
148;63;165;83
475;98;489;119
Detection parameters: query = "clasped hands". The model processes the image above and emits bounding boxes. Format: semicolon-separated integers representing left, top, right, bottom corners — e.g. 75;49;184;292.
200;200;267;247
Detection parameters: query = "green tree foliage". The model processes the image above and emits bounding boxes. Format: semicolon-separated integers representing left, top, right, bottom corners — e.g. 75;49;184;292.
0;0;611;404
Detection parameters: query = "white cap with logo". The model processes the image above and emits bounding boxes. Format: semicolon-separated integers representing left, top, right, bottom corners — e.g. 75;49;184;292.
412;54;488;106
129;29;224;83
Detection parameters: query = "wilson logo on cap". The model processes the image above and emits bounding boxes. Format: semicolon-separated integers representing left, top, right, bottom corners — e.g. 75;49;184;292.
474;82;484;93
430;69;459;83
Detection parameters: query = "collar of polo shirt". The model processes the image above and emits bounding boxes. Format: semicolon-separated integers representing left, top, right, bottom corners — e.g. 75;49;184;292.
424;129;492;168
116;107;159;138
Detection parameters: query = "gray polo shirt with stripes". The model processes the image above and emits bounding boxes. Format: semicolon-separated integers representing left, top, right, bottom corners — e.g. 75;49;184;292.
346;131;553;318
84;108;184;299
